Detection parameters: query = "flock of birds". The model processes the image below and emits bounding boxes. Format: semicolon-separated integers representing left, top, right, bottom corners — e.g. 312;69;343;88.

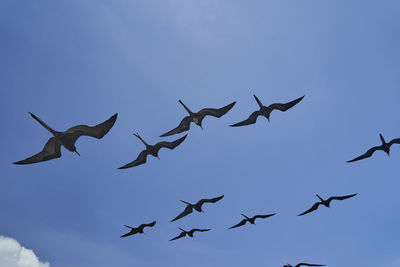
13;94;399;266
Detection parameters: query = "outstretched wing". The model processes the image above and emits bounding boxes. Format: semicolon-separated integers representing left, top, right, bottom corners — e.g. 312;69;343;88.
13;137;62;165
298;202;321;216
120;227;136;238
328;193;357;203
230;111;262;127
171;205;193;222
197;101;236;121
253;213;276;220
296;263;325;267
169;231;186;241
389;138;400;146
160;116;192;137
139;221;157;230
197;195;224;206
190;229;211;234
154;135;187;152
118;150;148;169
66;113;118;142
347;146;381;162
229;219;247;229
269;95;305;112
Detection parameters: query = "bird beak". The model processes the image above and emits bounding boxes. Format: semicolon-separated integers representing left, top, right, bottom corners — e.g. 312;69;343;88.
156;156;160;160
75;150;80;156
200;125;203;130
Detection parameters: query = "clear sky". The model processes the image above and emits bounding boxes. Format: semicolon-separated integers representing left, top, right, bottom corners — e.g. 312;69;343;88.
1;1;400;266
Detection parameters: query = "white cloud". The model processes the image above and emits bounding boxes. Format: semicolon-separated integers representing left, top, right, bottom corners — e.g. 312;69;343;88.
0;236;50;267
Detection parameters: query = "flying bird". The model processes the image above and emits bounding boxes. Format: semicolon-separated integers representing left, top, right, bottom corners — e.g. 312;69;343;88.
283;263;325;267
298;193;357;216
230;95;304;127
13;112;117;165
171;195;224;222
169;228;210;241
118;133;187;169
347;134;400;162
228;213;275;229
120;221;156;238
160;100;236;137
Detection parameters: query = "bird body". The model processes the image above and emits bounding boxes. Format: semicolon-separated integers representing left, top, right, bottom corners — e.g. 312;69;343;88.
14;112;118;164
171;195;224;222
298;193;357;216
118;133;187;169
120;221;156;238
229;213;275;229
169;228;210;241
160;100;236;137
283;263;325;267
230;95;304;127
348;134;400;162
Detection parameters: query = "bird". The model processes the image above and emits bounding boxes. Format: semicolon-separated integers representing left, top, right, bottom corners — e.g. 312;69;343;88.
228;213;275;229
230;95;304;127
171;195;224;222
283;263;325;267
298;193;357;216
120;221;156;238
13;112;117;165
347;134;400;162
160;100;236;137
169;228;210;241
118;133;187;169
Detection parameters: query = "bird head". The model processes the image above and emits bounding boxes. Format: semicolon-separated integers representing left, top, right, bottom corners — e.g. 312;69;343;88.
192;117;203;129
69;146;80;156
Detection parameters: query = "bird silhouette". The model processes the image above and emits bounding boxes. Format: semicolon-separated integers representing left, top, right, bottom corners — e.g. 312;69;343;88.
120;221;156;238
118;133;187;169
298;193;357;216
228;213;275;229
160;100;236;137
169;228;210;241
347;134;400;162
13;112;117;165
230;95;304;127
283;263;325;267
171;195;224;222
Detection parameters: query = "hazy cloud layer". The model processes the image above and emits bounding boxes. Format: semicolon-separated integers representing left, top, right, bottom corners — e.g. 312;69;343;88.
0;236;50;267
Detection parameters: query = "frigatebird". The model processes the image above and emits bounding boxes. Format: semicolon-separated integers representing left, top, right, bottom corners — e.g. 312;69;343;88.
347;134;400;162
169;228;210;241
13;112;117;165
160;100;236;137
228;213;275;229
120;221;156;238
298;193;357;216
230;95;304;127
283;263;325;267
118;133;187;169
171;195;224;222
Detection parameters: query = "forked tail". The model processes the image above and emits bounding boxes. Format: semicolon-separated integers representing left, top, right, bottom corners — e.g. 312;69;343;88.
29;112;57;135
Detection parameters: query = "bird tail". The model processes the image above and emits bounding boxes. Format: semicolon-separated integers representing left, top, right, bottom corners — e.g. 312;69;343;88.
379;133;386;144
253;95;263;108
28;112;57;135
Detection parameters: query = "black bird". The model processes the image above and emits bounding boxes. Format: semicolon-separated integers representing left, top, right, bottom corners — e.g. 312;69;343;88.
120;221;156;238
171;195;224;222
347;134;400;162
229;213;275;229
298;193;357;216
169;228;210;241
283;263;325;267
230;95;304;127
160;100;236;137
14;112;117;165
118;133;187;169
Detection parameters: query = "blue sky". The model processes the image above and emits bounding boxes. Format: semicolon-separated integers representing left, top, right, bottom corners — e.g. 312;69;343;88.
1;0;400;266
